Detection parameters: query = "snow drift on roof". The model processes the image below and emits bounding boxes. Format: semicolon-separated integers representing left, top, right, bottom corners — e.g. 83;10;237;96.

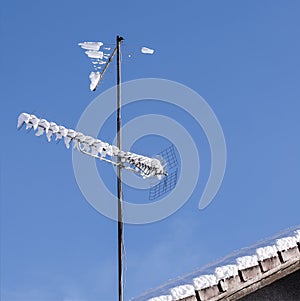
170;284;195;300
193;274;217;290
256;245;278;260
236;255;259;270
215;264;238;280
276;236;298;251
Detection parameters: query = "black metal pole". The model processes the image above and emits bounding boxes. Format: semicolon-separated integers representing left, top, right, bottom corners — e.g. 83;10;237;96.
116;35;124;301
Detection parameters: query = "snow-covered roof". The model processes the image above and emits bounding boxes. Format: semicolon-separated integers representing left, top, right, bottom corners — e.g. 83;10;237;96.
131;225;300;301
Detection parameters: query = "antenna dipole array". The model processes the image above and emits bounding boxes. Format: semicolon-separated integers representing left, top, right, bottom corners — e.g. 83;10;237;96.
17;112;167;179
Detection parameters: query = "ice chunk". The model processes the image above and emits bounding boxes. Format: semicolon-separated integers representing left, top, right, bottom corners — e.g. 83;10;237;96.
151;158;161;168
64;136;72;149
256;245;278;260
112;145;120;156
91;140;104;156
105;145;114;156
80;136;96;152
89;72;101;91
17;112;31;128
141;47;154;54
83;136;96;145
276;236;297;251
74;132;86;143
101;142;110;157
36;119;50;136
193;274;218;290
78;41;103;51
35;126;45;137
236;255;258;269
85;50;104;59
55;126;68;140
64;129;77;149
47;122;59;142
148;295;172;301
215;264;238;280
38;119;50;132
26;115;40;130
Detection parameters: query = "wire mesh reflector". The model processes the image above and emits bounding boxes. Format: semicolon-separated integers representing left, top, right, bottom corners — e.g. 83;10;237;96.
156;145;178;171
149;169;178;200
149;144;178;200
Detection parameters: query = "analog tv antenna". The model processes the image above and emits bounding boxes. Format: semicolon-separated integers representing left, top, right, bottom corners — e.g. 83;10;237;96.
17;36;165;301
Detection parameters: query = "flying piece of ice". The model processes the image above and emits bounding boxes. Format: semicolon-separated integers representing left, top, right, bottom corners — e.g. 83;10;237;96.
89;72;101;91
141;47;154;54
78;42;103;51
85;50;104;59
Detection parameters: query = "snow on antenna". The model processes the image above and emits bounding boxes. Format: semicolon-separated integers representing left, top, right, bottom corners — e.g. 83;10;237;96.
79;41;155;91
17;112;167;179
79;40;116;91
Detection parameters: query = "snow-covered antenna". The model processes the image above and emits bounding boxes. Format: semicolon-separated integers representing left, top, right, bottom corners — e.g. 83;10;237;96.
78;41;155;91
17;112;167;179
78;41;117;91
18;36;162;301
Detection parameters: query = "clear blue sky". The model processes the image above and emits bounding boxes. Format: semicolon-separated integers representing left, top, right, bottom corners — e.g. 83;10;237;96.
1;1;300;300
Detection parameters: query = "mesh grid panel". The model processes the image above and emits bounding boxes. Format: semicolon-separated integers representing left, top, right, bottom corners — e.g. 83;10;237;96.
149;169;178;200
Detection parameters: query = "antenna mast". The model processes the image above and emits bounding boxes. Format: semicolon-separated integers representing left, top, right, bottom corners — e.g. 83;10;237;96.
116;35;124;301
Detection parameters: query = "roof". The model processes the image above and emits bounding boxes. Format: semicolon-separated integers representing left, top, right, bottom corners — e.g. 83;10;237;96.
131;225;300;301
